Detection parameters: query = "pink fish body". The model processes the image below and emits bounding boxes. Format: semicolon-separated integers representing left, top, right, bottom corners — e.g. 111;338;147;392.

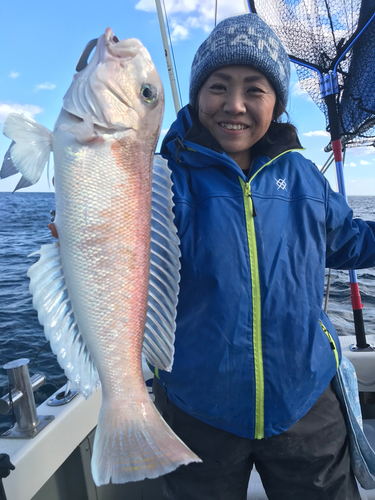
3;28;200;485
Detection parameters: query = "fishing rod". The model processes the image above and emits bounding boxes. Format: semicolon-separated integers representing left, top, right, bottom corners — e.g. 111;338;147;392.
247;0;375;349
155;0;181;114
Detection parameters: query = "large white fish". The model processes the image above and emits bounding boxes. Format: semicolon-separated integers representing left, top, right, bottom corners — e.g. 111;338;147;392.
2;28;200;485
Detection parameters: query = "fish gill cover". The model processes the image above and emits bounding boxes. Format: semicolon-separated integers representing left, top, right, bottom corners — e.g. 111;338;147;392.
247;0;375;149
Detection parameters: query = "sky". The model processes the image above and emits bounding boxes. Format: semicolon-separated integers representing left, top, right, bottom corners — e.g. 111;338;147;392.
1;0;374;195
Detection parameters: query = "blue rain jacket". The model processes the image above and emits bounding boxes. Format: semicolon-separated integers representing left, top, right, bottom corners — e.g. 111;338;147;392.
153;105;375;440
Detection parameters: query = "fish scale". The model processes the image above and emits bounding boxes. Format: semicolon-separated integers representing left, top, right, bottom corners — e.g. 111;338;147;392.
2;28;200;485
54;129;151;390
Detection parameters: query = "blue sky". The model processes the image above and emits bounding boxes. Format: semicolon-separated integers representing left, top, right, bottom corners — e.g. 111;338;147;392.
1;0;374;194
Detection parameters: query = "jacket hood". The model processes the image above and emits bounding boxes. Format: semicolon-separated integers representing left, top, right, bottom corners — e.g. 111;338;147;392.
160;105;239;172
160;105;193;156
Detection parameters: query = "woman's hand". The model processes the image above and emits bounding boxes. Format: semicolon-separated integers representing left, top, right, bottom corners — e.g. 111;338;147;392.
48;223;58;239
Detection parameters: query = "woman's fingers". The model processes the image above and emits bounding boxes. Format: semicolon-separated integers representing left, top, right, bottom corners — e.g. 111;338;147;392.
48;223;58;239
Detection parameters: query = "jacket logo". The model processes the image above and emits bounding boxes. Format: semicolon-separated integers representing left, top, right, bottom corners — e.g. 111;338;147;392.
275;178;287;190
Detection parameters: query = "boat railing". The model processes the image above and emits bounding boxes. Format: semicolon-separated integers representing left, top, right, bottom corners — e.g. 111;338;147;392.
0;358;53;439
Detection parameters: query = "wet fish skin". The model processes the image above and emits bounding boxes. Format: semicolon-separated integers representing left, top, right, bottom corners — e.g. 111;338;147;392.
2;28;200;485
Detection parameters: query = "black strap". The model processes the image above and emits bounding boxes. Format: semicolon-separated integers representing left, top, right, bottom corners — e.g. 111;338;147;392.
0;454;15;500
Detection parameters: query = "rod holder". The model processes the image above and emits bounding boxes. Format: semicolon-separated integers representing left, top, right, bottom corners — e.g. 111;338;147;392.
0;359;54;439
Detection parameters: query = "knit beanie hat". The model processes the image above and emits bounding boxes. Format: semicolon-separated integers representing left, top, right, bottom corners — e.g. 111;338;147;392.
189;14;290;109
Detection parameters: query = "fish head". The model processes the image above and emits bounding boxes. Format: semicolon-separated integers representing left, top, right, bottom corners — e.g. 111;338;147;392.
63;28;164;139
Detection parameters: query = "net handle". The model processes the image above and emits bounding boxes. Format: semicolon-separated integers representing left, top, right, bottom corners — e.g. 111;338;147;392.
247;0;369;348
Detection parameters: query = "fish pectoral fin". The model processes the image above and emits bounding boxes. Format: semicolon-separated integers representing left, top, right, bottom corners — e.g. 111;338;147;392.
27;242;101;398
59;113;103;144
143;155;181;372
2;113;52;186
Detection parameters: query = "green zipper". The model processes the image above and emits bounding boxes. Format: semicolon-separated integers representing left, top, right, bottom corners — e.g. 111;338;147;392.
319;320;339;369
239;149;301;439
240;177;263;439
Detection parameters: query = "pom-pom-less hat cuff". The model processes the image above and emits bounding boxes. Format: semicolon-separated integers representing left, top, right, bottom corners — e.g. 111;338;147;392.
189;14;290;109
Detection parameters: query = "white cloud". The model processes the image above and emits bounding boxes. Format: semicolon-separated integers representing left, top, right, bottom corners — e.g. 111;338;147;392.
136;0;203;14
183;15;212;33
290;75;316;101
345;146;375;157
360;160;371;165
292;81;308;97
9;72;20;79
170;22;189;41
136;0;246;40
349;162;357;167
135;0;155;12
34;82;56;91
303;130;330;138
0;102;43;123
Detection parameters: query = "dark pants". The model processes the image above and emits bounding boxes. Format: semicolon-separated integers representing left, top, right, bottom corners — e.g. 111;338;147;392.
153;379;361;500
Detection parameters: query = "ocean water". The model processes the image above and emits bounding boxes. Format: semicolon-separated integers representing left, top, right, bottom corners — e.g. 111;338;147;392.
0;192;59;434
0;192;374;433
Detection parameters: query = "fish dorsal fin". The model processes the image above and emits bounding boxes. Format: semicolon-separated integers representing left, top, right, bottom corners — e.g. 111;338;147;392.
143;155;180;372
2;114;52;187
27;242;100;398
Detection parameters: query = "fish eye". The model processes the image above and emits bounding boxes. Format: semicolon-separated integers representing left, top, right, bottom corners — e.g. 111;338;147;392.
141;84;158;104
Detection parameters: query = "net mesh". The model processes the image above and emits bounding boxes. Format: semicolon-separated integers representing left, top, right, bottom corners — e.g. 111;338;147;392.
248;0;375;147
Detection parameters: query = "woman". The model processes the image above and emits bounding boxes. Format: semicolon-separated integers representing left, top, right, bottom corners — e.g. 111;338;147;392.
149;13;375;500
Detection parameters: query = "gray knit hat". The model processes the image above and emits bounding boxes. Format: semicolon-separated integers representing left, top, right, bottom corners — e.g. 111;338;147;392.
189;14;290;109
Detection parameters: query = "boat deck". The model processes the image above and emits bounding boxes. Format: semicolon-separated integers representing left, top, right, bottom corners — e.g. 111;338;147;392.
2;335;375;500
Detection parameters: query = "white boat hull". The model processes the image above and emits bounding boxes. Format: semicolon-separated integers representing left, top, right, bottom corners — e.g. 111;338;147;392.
2;337;375;500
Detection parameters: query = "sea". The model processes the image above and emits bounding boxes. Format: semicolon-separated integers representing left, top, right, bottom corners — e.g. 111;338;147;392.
0;192;374;433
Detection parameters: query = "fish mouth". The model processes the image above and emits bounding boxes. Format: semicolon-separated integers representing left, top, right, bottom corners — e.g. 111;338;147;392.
75;28;144;73
102;27;144;61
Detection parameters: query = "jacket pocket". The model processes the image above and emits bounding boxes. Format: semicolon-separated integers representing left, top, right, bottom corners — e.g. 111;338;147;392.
319;319;339;369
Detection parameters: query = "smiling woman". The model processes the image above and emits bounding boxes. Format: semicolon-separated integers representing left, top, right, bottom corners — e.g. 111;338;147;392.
147;12;375;500
197;66;277;171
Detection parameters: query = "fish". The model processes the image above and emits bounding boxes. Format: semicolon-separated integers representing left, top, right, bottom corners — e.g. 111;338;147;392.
1;28;200;485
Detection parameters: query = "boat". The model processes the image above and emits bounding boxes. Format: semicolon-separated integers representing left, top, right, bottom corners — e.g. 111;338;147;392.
2;340;375;500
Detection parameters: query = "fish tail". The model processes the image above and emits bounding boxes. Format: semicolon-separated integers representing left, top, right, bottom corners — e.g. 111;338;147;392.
91;397;201;486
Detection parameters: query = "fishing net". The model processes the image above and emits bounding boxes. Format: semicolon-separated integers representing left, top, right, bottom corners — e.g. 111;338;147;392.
248;0;375;148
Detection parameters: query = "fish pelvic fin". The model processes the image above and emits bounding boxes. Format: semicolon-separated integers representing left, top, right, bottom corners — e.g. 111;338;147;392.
2;113;52;187
27;242;100;397
91;395;201;486
143;155;181;372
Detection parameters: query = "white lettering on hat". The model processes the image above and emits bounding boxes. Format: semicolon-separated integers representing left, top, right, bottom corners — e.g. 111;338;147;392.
211;36;227;52
258;39;279;61
231;34;255;47
268;37;279;49
193;41;212;66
